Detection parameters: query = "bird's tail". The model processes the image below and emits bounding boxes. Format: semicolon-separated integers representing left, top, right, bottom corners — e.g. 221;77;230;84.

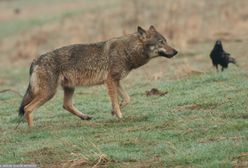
229;57;238;66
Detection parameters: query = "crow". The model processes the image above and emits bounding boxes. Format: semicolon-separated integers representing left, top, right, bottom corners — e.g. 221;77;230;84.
210;40;237;71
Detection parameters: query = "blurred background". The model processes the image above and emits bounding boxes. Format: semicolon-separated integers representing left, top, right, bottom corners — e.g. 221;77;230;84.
0;0;248;89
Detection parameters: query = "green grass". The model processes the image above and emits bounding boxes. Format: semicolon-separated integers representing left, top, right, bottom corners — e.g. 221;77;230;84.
0;0;248;167
1;69;248;167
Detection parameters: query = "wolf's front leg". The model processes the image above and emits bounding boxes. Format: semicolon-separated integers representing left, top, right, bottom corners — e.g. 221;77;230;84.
106;77;123;118
117;81;130;108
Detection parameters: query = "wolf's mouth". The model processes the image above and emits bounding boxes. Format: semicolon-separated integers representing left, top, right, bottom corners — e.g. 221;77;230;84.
158;49;178;58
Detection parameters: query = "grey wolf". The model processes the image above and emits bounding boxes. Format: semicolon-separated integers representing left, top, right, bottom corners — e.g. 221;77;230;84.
210;40;236;71
19;25;177;127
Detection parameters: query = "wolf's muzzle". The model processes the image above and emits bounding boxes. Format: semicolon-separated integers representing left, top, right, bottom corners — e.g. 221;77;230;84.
158;49;178;58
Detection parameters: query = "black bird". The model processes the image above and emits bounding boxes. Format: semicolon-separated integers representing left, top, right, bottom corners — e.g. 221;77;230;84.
210;40;237;71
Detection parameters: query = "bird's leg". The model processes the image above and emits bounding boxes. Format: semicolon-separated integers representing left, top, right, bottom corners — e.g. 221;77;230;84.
215;65;219;72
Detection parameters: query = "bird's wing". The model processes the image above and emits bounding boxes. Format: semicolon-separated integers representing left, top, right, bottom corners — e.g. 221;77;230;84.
223;51;230;56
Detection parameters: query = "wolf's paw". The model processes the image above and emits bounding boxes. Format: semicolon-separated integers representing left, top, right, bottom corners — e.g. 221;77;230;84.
80;115;92;120
117;113;123;119
120;97;130;108
111;110;123;119
111;110;115;116
120;101;128;108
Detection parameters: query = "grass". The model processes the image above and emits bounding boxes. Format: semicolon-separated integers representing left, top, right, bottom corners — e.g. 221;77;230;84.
1;69;248;167
0;0;248;167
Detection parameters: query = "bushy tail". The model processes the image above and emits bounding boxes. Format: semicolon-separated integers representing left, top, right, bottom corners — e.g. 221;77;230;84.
19;63;35;117
19;84;33;116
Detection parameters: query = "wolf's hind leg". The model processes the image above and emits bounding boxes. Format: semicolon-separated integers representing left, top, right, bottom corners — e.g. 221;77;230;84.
24;93;55;127
63;87;92;120
117;82;130;108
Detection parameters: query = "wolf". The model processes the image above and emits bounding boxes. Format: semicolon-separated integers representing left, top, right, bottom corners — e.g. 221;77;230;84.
19;25;177;127
210;40;237;71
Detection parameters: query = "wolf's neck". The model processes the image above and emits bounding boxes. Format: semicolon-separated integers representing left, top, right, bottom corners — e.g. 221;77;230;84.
125;38;150;70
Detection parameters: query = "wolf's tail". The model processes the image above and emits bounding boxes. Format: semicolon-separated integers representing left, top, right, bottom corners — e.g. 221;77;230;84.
19;84;33;116
19;64;34;116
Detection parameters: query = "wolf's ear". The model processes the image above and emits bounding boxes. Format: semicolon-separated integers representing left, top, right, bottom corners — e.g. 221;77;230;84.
149;25;156;32
137;26;147;39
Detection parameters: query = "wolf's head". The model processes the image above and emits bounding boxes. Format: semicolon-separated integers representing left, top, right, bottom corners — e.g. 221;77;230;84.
137;25;177;58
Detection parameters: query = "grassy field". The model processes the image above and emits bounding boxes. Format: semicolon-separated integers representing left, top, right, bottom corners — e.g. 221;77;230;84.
0;0;248;167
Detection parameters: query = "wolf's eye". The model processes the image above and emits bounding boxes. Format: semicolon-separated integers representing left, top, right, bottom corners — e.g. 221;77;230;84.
159;40;164;45
150;46;155;50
